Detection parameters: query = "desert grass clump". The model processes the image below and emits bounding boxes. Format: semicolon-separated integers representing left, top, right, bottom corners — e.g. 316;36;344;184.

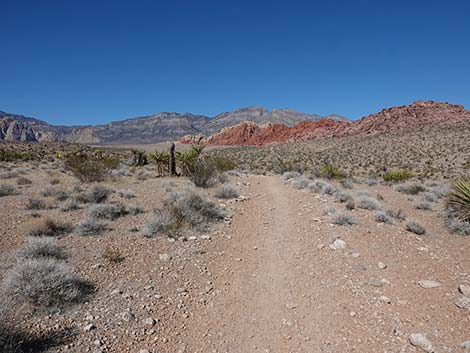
340;178;353;189
143;209;179;238
383;169;413;182
367;177;378;186
386;209;406;221
335;191;353;203
102;247;125;263
1;258;92;308
282;171;301;181
17;237;67;261
292;177;310;189
60;198;81;212
405;218;426;235
446;218;470;236
75;217;107;236
394;183;426;195
421;192;437;203
145;189;225;237
28;219;73;237
330;209;358;226
415;200;432;210
345;198;355;210
77;185;112;203
374;211;394;224
128;205;145;215
214;185;239;199
40;187;71;201
356;195;381;210
16;177;32;185
88;203;127;220
0;184;17;197
117;189;136;199
25;198;47;210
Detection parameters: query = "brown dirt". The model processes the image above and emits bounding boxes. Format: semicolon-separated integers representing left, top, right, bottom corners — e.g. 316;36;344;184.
0;164;469;353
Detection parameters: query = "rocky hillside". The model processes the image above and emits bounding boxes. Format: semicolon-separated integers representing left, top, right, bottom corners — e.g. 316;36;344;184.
0;112;60;142
0;107;345;144
184;101;470;146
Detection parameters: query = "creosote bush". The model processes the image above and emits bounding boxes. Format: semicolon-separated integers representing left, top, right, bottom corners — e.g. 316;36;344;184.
189;159;217;188
405;218;426;235
63;152;119;182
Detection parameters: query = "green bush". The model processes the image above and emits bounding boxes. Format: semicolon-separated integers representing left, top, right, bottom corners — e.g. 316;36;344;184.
383;169;413;182
63;152;120;182
207;157;238;172
189;159;217;188
0;150;33;162
321;164;345;179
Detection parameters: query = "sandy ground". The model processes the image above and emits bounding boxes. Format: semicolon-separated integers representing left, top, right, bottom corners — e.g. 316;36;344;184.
0;165;469;353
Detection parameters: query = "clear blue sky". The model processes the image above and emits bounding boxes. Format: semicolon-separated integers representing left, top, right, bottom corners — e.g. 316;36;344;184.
1;0;470;125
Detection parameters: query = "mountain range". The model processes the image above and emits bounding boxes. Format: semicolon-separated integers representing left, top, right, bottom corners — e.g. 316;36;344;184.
180;100;470;146
0;107;347;144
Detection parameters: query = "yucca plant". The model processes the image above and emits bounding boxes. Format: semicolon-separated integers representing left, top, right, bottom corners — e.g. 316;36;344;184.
131;149;148;167
175;146;204;176
321;163;344;179
383;169;413;182
447;177;470;221
149;151;169;176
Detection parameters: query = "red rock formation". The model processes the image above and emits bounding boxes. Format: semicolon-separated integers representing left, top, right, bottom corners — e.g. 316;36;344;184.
180;101;470;146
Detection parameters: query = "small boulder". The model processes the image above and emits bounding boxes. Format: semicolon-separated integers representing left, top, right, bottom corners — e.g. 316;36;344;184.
409;333;433;352
418;280;442;289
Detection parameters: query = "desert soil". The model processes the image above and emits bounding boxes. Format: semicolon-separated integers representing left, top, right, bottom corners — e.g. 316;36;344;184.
1;170;469;353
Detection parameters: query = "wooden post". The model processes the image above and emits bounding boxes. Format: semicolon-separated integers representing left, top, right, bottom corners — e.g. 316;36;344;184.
169;143;176;176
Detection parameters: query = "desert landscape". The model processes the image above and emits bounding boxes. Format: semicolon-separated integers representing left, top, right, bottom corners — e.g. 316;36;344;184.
0;99;470;353
2;1;470;352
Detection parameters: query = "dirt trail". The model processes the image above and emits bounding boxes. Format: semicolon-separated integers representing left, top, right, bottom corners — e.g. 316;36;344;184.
184;175;350;352
181;175;469;353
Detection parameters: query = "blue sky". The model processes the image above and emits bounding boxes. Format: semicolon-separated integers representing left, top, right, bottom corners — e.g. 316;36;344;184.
1;0;470;125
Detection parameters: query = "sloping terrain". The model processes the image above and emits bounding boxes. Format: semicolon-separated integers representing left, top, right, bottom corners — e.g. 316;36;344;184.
0;107;345;144
185;101;470;146
207;121;470;178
